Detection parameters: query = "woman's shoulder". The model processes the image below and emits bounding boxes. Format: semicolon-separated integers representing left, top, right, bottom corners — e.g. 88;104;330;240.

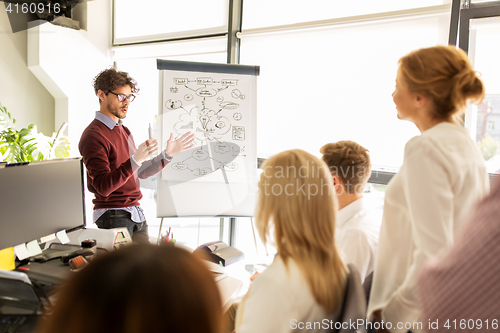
251;257;305;292
404;123;473;156
403;123;486;176
403;133;436;159
243;258;297;308
256;257;294;281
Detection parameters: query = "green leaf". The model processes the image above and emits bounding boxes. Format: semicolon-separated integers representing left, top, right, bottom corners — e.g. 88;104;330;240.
0;103;16;131
0;102;71;163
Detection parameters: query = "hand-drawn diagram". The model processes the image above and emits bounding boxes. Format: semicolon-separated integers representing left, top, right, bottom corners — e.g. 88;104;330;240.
166;142;241;182
162;71;253;182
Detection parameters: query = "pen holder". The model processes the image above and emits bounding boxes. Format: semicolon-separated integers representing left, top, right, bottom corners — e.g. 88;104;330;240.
160;232;175;244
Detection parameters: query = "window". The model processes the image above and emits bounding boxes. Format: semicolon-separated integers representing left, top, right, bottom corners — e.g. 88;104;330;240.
114;0;229;45
487;120;495;131
463;14;500;172
477;96;500;169
364;183;386;223
242;0;450;29
240;10;450;169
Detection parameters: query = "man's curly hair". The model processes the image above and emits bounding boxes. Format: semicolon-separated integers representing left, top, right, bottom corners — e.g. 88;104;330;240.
93;68;139;102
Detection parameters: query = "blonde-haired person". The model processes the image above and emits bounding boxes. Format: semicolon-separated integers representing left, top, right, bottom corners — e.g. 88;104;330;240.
320;140;380;284
367;45;489;333
235;149;347;333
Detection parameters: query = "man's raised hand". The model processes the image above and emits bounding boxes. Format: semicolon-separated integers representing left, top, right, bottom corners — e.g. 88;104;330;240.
165;132;195;157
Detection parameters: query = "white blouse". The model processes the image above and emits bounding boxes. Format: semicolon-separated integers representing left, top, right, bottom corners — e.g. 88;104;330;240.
235;256;341;333
367;122;489;333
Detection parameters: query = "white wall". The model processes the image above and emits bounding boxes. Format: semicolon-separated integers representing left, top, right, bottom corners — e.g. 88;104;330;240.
76;0;112;58
27;0;113;154
0;0;113;152
0;3;54;135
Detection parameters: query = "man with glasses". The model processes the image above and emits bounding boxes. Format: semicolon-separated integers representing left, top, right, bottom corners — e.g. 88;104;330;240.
79;68;194;243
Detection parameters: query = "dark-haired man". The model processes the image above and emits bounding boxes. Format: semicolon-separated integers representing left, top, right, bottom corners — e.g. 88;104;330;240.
79;68;194;243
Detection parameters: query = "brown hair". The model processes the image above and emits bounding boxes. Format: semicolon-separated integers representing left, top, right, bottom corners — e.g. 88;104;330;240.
38;244;222;333
398;45;484;120
320;140;371;194
256;149;346;313
93;68;139;100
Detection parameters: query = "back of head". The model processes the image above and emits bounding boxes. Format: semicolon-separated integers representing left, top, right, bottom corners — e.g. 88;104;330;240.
398;45;484;120
257;149;346;313
257;149;335;253
320;140;371;194
38;244;222;333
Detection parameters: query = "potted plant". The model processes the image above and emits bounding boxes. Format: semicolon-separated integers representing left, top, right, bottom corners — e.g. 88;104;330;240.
0;102;70;163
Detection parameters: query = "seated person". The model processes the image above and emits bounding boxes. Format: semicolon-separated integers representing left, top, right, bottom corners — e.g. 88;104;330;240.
320;140;380;283
235;149;348;333
37;244;222;333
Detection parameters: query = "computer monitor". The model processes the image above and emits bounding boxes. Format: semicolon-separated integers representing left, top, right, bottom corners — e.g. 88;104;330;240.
0;158;86;249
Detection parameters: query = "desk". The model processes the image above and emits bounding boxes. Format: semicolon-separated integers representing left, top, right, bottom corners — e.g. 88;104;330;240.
17;250;244;313
217;275;244;313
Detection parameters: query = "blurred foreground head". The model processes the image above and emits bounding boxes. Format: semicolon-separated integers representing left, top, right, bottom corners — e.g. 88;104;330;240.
38;244;222;333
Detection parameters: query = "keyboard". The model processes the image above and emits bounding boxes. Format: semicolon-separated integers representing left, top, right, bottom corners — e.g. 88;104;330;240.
1;315;27;333
0;315;39;333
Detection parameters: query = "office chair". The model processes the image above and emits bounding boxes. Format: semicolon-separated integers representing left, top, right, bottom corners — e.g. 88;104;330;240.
362;271;374;308
334;264;367;333
0;271;44;332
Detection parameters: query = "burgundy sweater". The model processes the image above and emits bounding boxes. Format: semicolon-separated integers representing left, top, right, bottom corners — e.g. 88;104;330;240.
78;119;168;209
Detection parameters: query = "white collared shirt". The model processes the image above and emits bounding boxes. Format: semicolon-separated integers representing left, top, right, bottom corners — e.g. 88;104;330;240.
335;197;380;283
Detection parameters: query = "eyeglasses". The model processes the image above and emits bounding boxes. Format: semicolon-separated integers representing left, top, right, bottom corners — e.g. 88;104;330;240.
108;91;136;102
